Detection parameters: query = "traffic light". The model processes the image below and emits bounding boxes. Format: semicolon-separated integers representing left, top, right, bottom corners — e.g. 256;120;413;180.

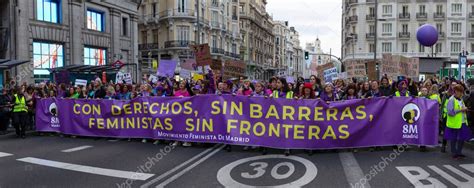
304;51;309;60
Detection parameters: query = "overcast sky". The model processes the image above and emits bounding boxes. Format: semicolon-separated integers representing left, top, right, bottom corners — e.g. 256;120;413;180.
266;0;342;57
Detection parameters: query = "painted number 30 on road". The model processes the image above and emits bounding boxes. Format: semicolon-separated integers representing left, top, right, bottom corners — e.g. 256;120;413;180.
217;155;318;187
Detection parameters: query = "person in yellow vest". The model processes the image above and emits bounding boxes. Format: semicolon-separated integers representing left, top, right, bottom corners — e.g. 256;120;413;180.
440;81;458;153
11;87;28;138
428;85;442;105
270;77;294;156
394;80;410;97
445;85;472;159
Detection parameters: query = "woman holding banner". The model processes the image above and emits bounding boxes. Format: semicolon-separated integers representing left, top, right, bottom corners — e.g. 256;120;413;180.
270;77;294;156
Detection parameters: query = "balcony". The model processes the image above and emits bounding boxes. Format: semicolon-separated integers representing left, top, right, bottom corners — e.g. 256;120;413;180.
469;32;474;38
164;40;195;48
158;9;195;21
231;53;240;59
232;15;238;21
348;15;358;23
211;47;225;55
434;12;445;20
348;0;358;4
416;12;427;20
399;32;410;39
211;21;220;29
366;33;375;40
399;13;410;20
366;14;375;21
138;43;159;51
470;13;474;19
345;34;357;43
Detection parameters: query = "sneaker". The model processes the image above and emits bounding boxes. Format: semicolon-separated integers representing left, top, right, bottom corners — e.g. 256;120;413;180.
172;141;179;146
284;149;290;156
452;155;461;160
352;149;358;153
243;146;249;151
153;140;160;145
142;139;147;143
182;142;192;147
262;148;267;155
224;145;232;152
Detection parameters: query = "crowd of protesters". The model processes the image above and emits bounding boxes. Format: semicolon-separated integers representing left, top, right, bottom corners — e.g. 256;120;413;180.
0;69;473;159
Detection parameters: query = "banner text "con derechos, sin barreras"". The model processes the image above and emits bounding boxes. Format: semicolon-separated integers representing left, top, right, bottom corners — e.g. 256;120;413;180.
71;100;374;140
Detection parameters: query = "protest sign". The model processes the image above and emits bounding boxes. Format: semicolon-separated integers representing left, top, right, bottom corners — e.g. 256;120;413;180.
74;79;87;87
323;67;338;83
157;60;177;78
191;44;212;66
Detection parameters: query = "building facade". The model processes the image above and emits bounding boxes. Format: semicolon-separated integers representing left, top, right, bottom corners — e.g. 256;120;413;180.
342;0;474;75
239;0;275;80
138;0;241;75
273;20;290;74
0;0;140;84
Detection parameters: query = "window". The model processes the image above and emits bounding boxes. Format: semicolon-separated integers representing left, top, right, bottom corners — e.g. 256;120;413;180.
369;43;375;53
36;0;61;23
402;5;408;14
153;29;159;43
451;22;461;34
142;31;147;43
122;17;128;36
211;36;217;48
436;43;442;53
33;42;64;75
436;23;442;32
419;44;425;53
382;42;392;52
436;5;443;13
402;43;408;52
382;5;392;15
87;10;104;32
152;3;157;17
382;23;392;34
232;44;237;54
176;26;190;41
452;3;462;14
369;7;375;16
369;25;375;33
451;42;461;53
471;43;474;53
402;24;408;33
84;47;107;66
178;0;186;12
419;5;426;13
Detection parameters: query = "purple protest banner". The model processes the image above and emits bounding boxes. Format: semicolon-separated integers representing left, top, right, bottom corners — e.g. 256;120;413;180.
36;96;439;149
157;60;177;78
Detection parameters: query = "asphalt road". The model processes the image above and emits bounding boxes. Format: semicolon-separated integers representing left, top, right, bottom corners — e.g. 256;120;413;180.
0;133;473;188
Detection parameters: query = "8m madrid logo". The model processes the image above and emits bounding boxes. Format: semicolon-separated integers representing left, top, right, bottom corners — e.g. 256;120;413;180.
401;103;420;139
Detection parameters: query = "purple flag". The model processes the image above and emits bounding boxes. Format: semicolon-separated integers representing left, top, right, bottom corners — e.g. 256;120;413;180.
157;60;177;78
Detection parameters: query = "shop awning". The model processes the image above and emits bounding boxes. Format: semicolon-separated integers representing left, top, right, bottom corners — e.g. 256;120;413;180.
0;59;30;69
49;64;135;73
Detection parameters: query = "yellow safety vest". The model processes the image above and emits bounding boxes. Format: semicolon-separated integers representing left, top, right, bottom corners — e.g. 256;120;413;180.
13;94;28;113
446;97;468;129
395;91;409;97
429;94;441;105
273;91;294;99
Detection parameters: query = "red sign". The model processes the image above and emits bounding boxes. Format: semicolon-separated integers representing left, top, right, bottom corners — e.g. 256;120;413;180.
112;60;125;69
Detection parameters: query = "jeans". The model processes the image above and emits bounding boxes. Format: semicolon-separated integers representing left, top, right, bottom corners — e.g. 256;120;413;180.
0;112;8;131
450;140;465;156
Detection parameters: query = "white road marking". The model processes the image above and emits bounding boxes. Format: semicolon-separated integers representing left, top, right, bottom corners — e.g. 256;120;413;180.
17;157;154;180
0;152;13;158
61;145;93;153
154;144;225;188
217;155;318;187
339;152;371;188
140;144;220;188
